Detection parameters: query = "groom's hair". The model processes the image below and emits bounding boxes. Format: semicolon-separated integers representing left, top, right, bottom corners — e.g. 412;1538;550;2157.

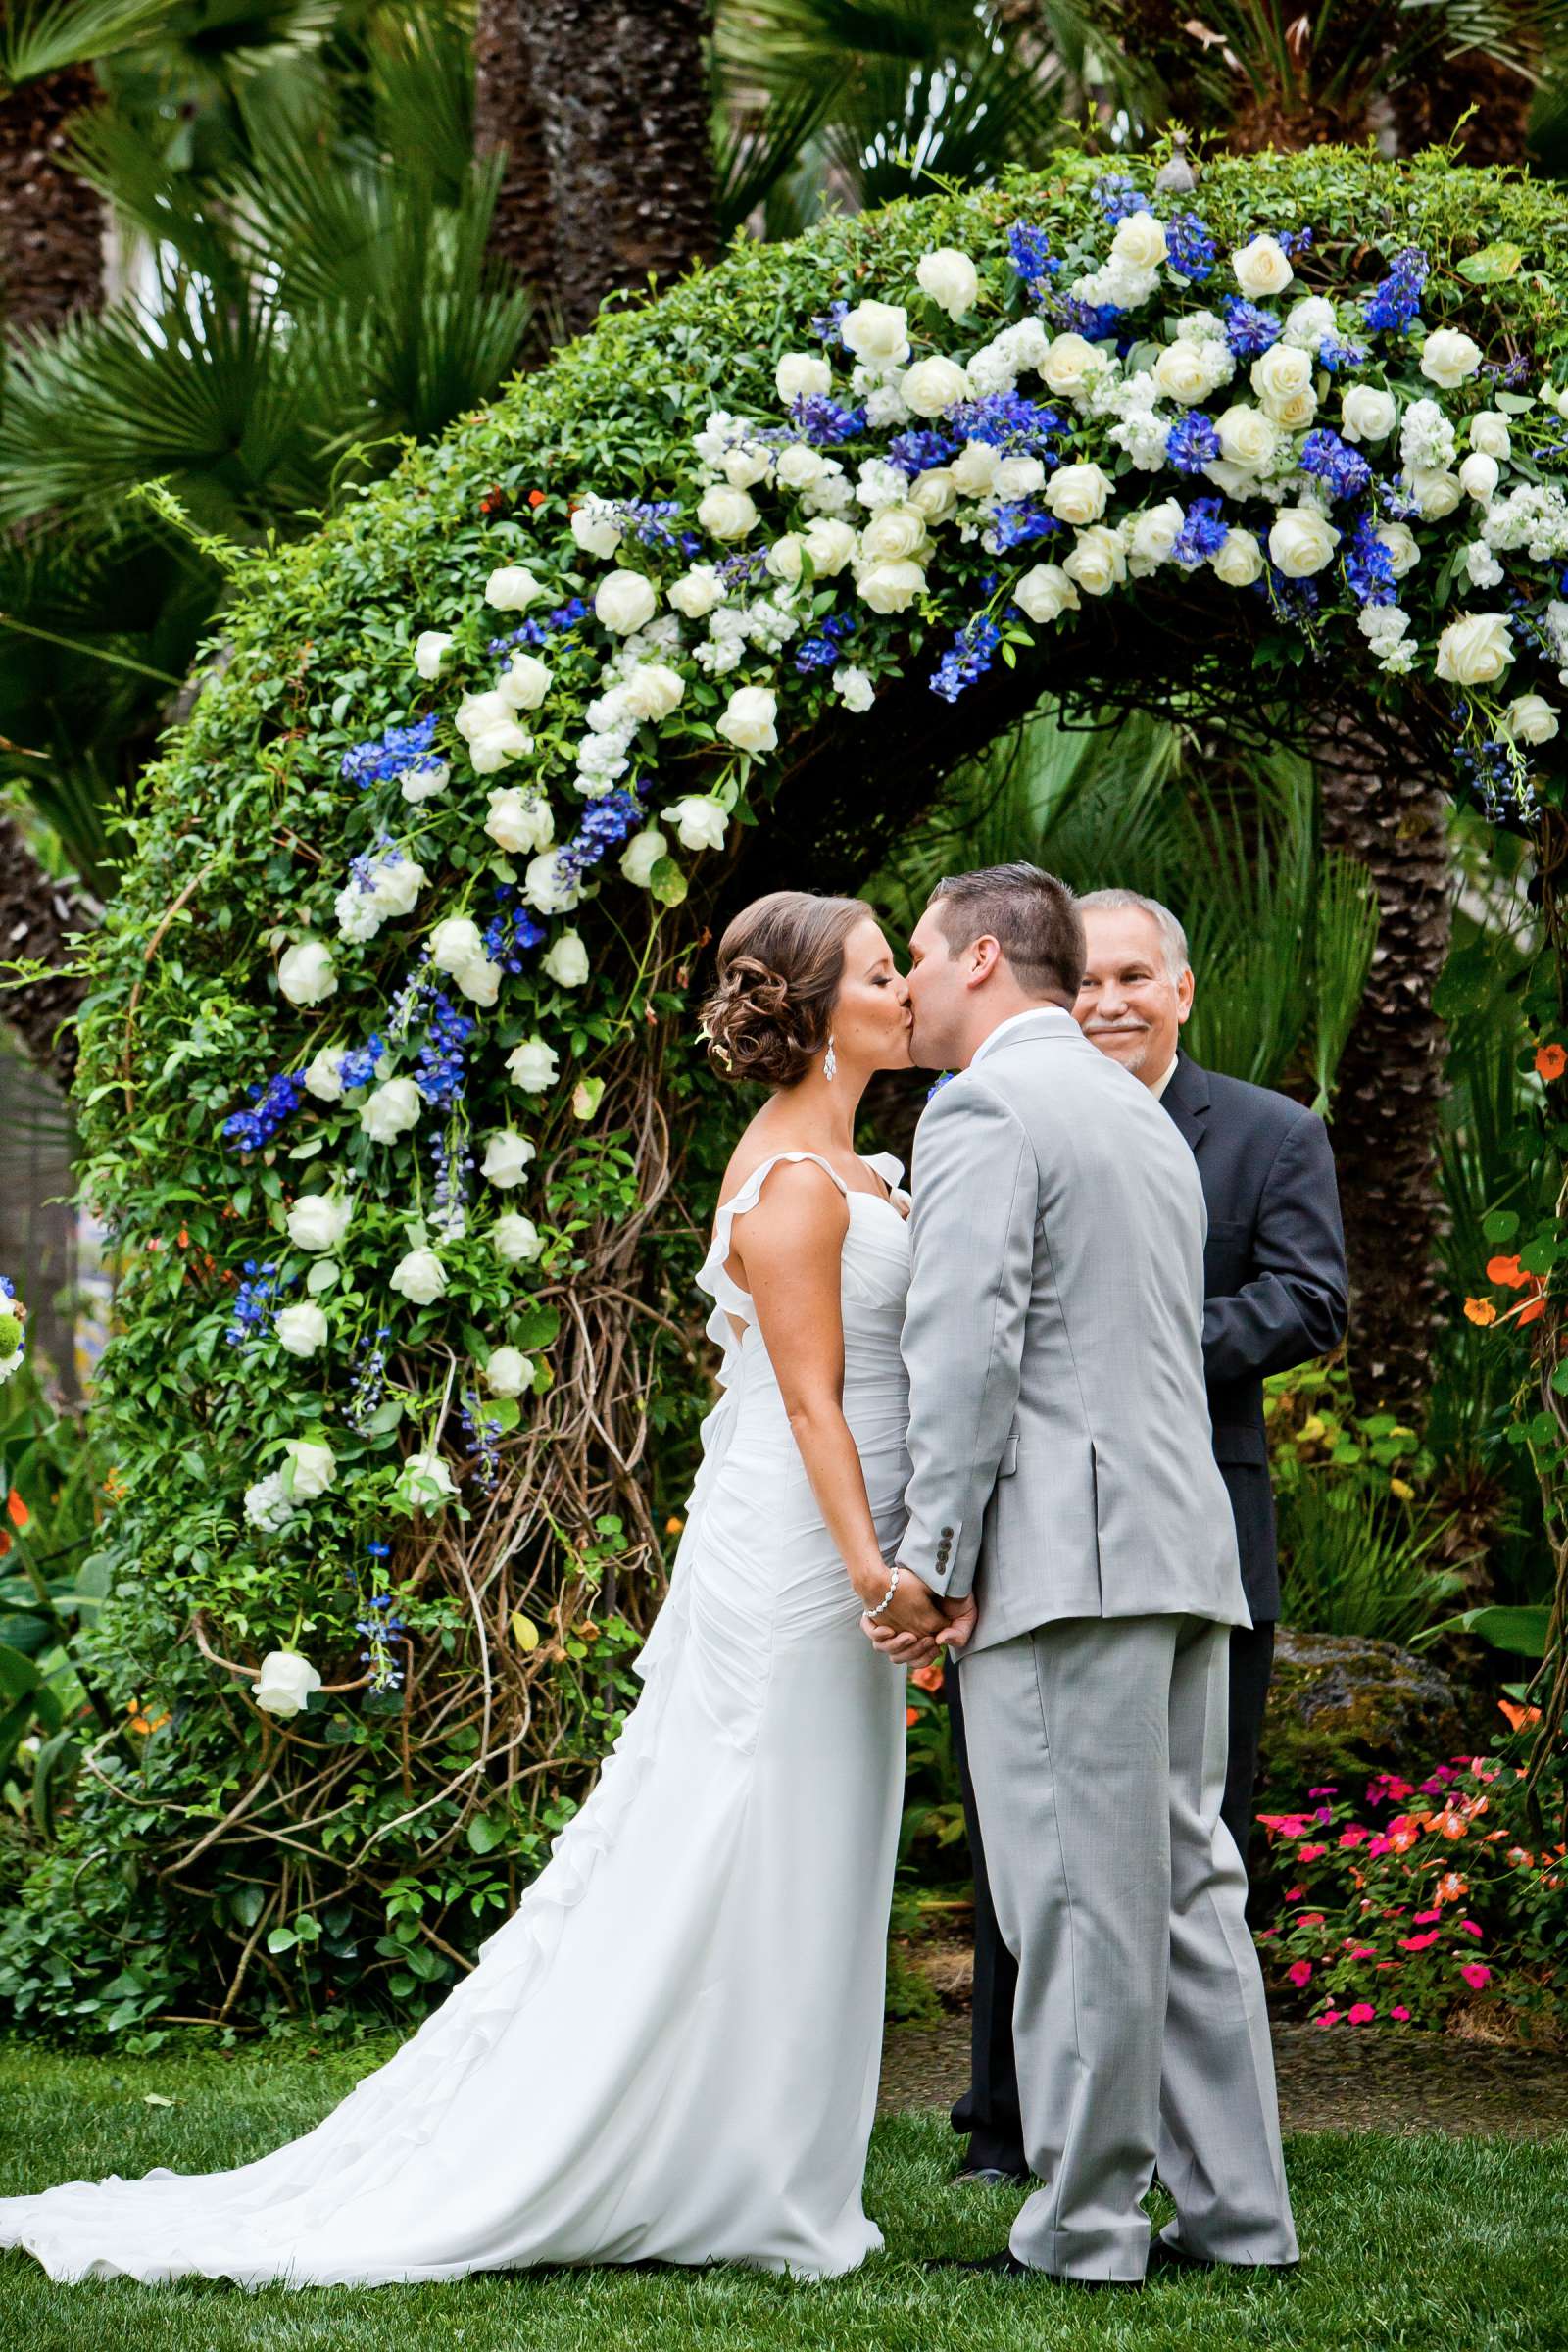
929;863;1086;1001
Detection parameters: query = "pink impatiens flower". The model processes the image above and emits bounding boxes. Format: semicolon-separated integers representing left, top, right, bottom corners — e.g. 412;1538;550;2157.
1348;2003;1376;2024
1459;1962;1493;1990
1287;1960;1313;1987
1390;2004;1411;2021
1399;1930;1440;1952
1412;1908;1442;1925
1458;1920;1484;1938
1298;1843;1328;1863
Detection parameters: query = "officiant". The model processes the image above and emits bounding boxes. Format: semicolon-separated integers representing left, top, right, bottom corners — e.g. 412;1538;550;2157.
943;884;1350;2186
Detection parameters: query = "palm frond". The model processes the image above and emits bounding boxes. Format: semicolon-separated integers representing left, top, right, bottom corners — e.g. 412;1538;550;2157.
0;0;168;87
1307;851;1379;1114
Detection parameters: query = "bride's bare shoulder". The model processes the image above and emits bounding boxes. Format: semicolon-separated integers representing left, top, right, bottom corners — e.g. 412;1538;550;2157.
716;1122;845;1218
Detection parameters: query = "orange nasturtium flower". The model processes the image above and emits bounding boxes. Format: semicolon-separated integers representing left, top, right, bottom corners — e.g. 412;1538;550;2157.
6;1488;28;1530
910;1662;946;1694
1535;1042;1567;1083
1499;1698;1543;1733
1486;1254;1529;1290
1463;1298;1497;1326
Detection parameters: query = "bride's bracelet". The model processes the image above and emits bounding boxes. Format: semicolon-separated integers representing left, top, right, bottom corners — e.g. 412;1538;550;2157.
864;1562;901;1621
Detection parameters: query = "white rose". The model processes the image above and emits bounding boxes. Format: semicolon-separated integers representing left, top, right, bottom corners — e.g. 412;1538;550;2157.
455;690;530;771
1013;563;1080;623
360;1076;421;1143
542;929;589;987
507;1035;560;1093
1421;327;1484;389
413;629;452;680
715;685;778;757
1267;508;1340;578
1111;211;1167;271
278;939;337;1008
1212;528;1264;587
856;558;925;613
304;1048;344;1102
916;247;980;319
286;1192;352;1253
621;663;686;722
1045;463;1113;528
282;1437;335;1500
253;1650;321;1720
1152;341;1212;406
1341;385;1397;444
390;1247;448;1306
1128;499;1185;574
1213;403;1279;471
1250;343;1317;427
484;565;543;612
764;533;804;583
1041;333;1103;397
523;851;581;915
1435;611;1514;686
840;299;908;367
952;438;1002;495
275;1301;327;1358
481;1129;535;1188
493;1212;544;1266
483;1346;535;1398
1376;521;1420;578
1502;692;1559;746
908;468;958;526
484;787;554;856
335;884;381;945
1408;466;1462;519
1231;233;1294;299
668;565;724;618
802;516;858;574
619;828;668;888
426;916;484;977
776;350;832;402
833;663;875;711
594;569;659;633
570;503;623;559
372;856;425;919
859;504;928;564
776;444;826;490
664;795;730;852
500;652;553;710
900;355;971;418
400;758;451;805
396;1450;457;1511
994;455;1046;504
1459;452;1499;504
1470;412;1512;461
1061;525;1127;597
451;954;501;1008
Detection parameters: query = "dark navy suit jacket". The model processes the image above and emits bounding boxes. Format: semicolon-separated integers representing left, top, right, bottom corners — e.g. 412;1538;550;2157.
1159;1054;1350;1621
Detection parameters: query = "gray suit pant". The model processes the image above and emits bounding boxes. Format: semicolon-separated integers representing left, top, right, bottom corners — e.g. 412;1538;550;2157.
958;1612;1298;2280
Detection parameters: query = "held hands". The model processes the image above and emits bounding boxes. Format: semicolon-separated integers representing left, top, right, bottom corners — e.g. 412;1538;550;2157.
857;1574;978;1669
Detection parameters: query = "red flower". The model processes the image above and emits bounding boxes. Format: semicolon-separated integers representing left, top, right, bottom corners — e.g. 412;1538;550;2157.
1298;1843;1328;1863
5;1489;27;1530
1339;1826;1368;1847
905;1706;919;1729
1486;1253;1529;1290
1535;1042;1567;1082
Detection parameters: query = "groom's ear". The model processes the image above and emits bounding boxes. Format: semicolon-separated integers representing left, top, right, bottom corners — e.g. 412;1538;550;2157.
966;936;1004;989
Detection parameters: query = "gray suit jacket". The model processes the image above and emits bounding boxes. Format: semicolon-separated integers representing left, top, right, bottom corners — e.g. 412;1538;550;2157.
895;1007;1250;1654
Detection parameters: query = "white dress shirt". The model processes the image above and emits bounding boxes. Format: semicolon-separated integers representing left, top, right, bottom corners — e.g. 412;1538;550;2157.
968;1004;1083;1069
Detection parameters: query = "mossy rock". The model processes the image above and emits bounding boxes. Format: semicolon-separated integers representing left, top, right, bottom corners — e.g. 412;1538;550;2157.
1258;1627;1471;1811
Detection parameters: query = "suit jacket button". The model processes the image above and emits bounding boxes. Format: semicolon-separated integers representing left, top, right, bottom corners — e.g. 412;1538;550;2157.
940;1526;955;1538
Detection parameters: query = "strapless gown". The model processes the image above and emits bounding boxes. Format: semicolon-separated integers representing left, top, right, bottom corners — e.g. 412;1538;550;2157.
0;1150;912;2285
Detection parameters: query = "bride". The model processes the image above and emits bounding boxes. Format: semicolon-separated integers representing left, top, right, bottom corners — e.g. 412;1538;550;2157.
0;890;969;2288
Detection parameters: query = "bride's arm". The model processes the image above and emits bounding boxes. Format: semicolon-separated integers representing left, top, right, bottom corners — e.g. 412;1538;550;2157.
734;1162;946;1631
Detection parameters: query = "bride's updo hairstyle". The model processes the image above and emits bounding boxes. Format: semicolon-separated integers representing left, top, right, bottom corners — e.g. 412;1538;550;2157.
702;891;867;1088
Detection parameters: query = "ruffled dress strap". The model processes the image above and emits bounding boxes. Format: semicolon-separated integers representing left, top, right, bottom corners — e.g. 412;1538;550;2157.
860;1151;909;1212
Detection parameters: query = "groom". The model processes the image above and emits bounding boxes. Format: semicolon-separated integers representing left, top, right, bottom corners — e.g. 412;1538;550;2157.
869;863;1298;2286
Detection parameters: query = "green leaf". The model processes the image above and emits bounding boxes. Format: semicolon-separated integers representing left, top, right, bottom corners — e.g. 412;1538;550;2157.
231;1884;266;1929
1518;1235;1559;1275
1482;1208;1521;1244
266;1925;298;1954
1455;241;1522;284
466;1811;509;1854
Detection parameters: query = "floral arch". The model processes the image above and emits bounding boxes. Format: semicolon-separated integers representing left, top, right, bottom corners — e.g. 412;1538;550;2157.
23;145;1568;2029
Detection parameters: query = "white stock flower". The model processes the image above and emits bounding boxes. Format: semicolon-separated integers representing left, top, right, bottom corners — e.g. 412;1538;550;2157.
595;570;659;633
1283;296;1338;350
900;355;971;417
483;1346;535;1398
1214;403;1279;471
1435;611;1514;686
803;517;858;574
278;940;337;1007
776;350;831;402
484;565;544;612
1459;452;1500;504
1231;234;1293;299
1111;211;1166;270
570;499;623;559
916;247;980;318
1463;540;1504;590
1250;344;1316;428
621;663;686;722
1061;526;1126;597
1128;500;1185;575
396;1450;457;1511
522;851;580;915
1341;385;1397;444
282;1438;336;1499
244;1471;297;1533
1421;328;1484;389
276;1301;327;1358
1040;333;1104;398
360;1076;421;1143
908;468;958;526
1399;396;1456;472
413;630;452;680
485;787;554;855
542;929;589;987
1502;692;1559;746
481;1129;535;1187
1267;508;1340;577
500;651;553;710
620;828;668;887
1212;528;1264;587
1358;606;1409;649
840;300;908;368
1046;464;1113;528
669;565;724;619
859;504;928;564
664;795;730;852
1407;466;1462;520
715;685;778;756
507;1035;560;1093
856;457;911;511
856;558;926;613
287;1192;353;1253
833;663;875;711
253;1651;321;1719
304;1047;345;1102
1013;563;1080;623
1376;521;1420;577
493;1212;544;1266
1470;412;1512;461
390;1247;448;1306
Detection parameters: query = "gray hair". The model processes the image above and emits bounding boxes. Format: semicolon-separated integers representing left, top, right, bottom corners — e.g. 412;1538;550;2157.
1076;889;1191;985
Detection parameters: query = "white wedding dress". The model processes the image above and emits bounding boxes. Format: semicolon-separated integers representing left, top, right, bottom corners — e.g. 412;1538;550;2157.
0;1152;912;2287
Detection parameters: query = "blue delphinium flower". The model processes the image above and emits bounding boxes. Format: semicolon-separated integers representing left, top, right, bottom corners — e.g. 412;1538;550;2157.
222;1070;306;1154
482;889;546;975
1054;297;1122;342
1317;334;1369;375
888;428;957;478
1093;174;1152;223
341;712;441;793
1172;500;1230;568
946;393;1062;454
511;595;589;652
1362;246;1429;334
558;788;645;882
1006;223;1059;295
1165;212;1216;281
1344;512;1396;607
931;614;1002;703
225;1259;286;1349
811;298;849;345
337;1033;386;1092
790;393;866;447
1277;227;1315;259
1166;414;1222;476
990;501;1062;551
1222;298;1282;360
1299;429;1373;504
795;612;858;673
344;1327;392;1433
416;993;475;1108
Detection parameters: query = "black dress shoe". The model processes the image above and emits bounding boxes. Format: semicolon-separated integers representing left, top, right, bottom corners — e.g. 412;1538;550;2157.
955;2164;1030;2186
1150;2234;1299;2278
941;2252;1139;2290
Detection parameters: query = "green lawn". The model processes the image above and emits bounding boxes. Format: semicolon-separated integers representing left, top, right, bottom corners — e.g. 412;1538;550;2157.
1;2038;1562;2352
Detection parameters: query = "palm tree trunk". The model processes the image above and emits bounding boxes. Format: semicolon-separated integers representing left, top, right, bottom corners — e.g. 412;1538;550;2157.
473;0;558;314
0;809;89;1091
0;55;104;336
519;0;717;339
1313;716;1452;1422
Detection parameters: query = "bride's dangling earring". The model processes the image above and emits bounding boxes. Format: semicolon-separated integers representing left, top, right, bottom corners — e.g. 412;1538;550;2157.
822;1032;837;1082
